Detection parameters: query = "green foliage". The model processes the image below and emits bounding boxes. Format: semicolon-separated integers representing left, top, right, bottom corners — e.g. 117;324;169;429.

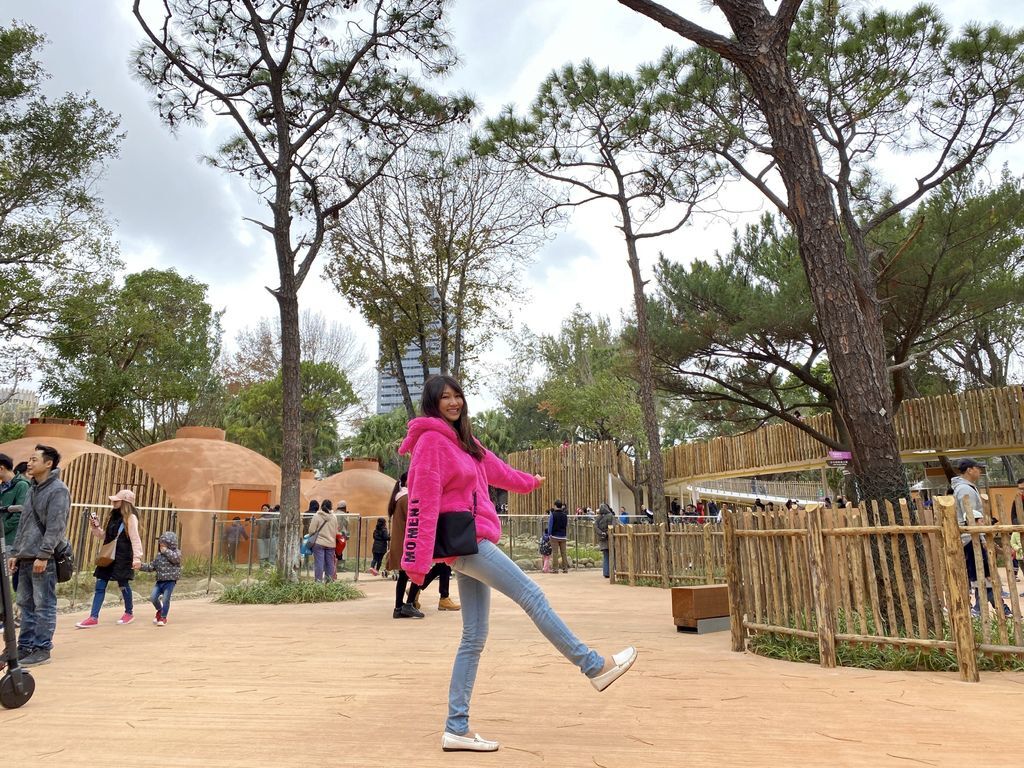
41;269;223;449
217;576;364;605
180;554;236;578
226;360;357;471
535;308;645;449
0;422;25;443
0;22;122;339
338;408;409;476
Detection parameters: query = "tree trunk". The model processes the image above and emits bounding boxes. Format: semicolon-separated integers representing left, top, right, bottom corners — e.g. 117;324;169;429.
276;281;302;581
618;206;667;524
738;51;909;505
390;338;416;419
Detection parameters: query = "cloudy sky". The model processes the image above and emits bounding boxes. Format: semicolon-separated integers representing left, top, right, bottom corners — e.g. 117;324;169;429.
4;0;1023;410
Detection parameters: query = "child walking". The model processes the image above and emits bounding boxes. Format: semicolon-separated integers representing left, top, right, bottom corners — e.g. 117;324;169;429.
539;530;553;573
140;531;182;626
369;517;389;576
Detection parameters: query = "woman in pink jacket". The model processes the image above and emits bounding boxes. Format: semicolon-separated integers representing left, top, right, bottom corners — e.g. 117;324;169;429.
400;375;637;753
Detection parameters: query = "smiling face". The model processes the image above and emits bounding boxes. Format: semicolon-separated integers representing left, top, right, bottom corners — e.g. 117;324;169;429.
439;384;464;424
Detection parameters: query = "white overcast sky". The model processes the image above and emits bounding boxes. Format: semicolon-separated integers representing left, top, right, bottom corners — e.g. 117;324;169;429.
4;0;1023;410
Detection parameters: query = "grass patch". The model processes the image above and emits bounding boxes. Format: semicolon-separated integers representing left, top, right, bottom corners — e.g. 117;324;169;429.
748;610;1024;672
181;554;237;577
216;576;364;605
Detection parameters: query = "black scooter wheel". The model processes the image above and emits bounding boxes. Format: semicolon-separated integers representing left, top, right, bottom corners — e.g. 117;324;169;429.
0;669;35;709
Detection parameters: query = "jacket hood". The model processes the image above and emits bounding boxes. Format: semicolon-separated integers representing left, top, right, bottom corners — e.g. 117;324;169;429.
159;531;178;548
951;476;976;492
399;416;460;456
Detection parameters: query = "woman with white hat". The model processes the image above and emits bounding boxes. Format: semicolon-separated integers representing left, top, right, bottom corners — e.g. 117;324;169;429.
75;489;144;628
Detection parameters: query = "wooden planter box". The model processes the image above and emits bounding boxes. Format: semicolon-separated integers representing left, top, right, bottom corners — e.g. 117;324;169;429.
672;584;730;634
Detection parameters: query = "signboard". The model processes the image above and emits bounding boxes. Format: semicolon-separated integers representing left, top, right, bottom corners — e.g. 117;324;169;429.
826;449;852;468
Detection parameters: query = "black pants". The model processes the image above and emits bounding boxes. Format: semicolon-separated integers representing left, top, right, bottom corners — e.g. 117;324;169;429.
408;562;451;603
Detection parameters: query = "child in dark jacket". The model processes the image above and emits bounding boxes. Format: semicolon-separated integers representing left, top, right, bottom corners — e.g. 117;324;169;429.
140;531;182;626
368;517;390;576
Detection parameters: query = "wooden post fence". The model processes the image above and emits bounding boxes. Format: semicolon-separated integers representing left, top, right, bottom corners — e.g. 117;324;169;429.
935;496;980;683
805;503;837;668
723;510;745;653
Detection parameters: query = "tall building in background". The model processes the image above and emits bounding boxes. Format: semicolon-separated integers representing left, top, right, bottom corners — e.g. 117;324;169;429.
376;287;442;415
0;389;40;424
376;337;441;415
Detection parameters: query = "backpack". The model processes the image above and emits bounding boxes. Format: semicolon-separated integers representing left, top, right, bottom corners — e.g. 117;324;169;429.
539;533;552;556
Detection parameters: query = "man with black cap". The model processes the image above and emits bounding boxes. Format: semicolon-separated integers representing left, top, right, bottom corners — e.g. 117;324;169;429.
951;458;1006;617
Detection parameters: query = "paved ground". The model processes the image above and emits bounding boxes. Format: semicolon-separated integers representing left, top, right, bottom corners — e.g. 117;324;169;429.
1;569;1019;767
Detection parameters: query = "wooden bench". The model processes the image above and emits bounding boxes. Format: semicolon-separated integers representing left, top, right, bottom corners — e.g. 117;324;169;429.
672;585;731;634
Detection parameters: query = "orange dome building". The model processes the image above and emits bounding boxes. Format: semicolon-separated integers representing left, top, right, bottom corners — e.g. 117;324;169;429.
309;458;398;558
0;418;174;561
125;427;282;557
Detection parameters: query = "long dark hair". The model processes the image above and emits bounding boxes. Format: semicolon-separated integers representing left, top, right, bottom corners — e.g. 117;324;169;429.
387;472;408;518
421;374;484;460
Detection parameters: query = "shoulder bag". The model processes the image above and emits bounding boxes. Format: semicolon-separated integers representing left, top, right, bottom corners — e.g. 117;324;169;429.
95;522;124;567
302;516;330;556
433;491;479;559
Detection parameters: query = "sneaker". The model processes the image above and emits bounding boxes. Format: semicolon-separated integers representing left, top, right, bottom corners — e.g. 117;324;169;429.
20;648;51;667
589;647;638;692
438;597;461;611
368;567;378;576
156;616;166;627
396;603;424;619
117;613;134;625
441;731;499;752
153;610;161;625
75;616;99;629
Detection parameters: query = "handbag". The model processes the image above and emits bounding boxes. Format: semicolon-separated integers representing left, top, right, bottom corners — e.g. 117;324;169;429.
433;492;479;559
95;523;124;567
302;516;330;556
335;533;347;557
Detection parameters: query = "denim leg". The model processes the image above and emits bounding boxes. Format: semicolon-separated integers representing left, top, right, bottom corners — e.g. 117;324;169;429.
15;562;36;652
454;540;603;677
160;582;175;617
325;549;337;581
313;545;325;582
445;570;490;736
90;578;109;618
120;581;134;615
29;562;57;651
150;583;163;612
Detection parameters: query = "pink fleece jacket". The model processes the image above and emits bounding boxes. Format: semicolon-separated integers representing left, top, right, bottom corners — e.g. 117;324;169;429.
398;416;540;584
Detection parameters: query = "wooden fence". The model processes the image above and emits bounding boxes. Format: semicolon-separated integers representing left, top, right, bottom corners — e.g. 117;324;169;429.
609;522;727;587
505;442;633;516
724;496;1024;681
665;385;1024;481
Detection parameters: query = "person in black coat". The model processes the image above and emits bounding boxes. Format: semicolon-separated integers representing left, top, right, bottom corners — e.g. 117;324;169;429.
547;500;570;573
369;517;389;575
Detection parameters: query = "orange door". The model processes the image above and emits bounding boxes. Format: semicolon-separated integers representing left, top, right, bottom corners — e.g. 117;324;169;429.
224;489;271;563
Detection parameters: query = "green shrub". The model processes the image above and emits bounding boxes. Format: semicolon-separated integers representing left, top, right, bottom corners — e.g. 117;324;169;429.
216;577;364;605
181;554;237;577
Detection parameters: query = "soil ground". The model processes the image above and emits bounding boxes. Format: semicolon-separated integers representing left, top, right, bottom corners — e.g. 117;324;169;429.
2;569;1018;767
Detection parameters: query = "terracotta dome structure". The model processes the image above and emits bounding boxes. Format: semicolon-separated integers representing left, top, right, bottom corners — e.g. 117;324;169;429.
0;418;174;562
0;418;117;466
309;458;398;557
125;427;282;557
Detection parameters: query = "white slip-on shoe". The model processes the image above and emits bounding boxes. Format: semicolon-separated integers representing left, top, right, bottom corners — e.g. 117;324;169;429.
441;731;500;752
589;646;638;692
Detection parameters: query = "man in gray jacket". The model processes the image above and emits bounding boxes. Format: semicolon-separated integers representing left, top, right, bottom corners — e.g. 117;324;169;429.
951;458;1003;617
6;444;70;667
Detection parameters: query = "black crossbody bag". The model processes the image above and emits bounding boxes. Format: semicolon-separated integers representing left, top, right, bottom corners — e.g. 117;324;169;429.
433;491;479;558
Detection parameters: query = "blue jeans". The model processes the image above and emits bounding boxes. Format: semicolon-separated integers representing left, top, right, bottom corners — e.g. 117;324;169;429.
151;580;176;617
602;549;610;578
90;578;134;618
16;559;57;653
312;544;336;582
445;540;604;735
